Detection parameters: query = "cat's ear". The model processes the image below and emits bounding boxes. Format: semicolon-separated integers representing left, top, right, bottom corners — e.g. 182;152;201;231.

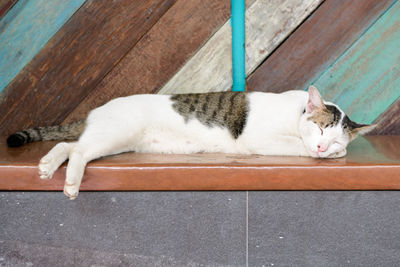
349;124;377;140
306;85;325;113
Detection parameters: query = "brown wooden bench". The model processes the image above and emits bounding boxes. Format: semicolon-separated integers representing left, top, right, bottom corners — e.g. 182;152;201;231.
0;136;399;191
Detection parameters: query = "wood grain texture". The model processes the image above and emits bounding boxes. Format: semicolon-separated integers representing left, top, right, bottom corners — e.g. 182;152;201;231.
0;136;399;191
371;97;400;135
158;0;323;95
0;0;17;19
246;0;396;94
313;1;400;125
0;0;86;91
0;0;176;136
63;0;232;123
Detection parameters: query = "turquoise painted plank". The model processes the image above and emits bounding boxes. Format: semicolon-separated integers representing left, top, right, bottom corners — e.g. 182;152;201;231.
312;1;400;124
0;0;86;92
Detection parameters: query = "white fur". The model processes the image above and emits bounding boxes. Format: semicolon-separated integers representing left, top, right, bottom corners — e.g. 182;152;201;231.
39;90;352;199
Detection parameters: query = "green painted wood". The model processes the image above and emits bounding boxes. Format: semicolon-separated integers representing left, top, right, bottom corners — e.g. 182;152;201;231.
0;0;86;92
0;0;176;136
247;0;395;95
313;1;400;125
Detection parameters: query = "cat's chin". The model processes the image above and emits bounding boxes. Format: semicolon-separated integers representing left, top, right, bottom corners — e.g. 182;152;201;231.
310;149;347;159
309;150;329;158
310;151;322;158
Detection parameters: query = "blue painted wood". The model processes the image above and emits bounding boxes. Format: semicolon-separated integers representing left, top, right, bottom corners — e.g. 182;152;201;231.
0;0;86;93
312;1;400;125
231;0;246;92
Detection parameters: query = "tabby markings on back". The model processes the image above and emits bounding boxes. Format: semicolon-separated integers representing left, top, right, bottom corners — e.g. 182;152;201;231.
170;92;248;139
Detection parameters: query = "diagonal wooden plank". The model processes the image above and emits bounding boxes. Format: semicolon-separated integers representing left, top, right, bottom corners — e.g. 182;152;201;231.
370;98;400;135
0;0;86;92
0;0;17;19
246;0;396;94
313;1;400;125
63;0;233;123
0;0;176;136
157;0;323;95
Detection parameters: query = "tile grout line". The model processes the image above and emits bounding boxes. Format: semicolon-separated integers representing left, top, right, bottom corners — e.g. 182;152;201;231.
246;190;249;267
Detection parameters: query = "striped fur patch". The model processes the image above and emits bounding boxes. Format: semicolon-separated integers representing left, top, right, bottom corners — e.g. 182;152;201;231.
170;92;248;139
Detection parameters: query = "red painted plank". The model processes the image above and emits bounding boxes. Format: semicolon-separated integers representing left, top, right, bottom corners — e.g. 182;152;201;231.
246;0;395;93
0;0;17;19
63;0;232;123
0;0;176;136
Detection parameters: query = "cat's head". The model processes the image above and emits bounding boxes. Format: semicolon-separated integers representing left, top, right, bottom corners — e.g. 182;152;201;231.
299;86;375;158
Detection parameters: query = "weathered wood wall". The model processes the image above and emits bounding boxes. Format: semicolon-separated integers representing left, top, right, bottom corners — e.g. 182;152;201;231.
246;0;395;93
0;0;86;91
313;1;400;125
0;0;17;19
64;0;233;123
247;0;399;131
0;0;176;134
0;0;399;136
157;0;323;95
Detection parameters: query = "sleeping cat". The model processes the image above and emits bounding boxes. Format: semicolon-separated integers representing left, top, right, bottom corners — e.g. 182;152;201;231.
7;86;373;199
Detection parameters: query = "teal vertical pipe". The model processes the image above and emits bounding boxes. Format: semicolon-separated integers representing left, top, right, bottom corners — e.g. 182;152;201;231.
231;0;246;92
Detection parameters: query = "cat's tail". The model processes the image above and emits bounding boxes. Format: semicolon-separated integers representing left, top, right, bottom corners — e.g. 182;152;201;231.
6;120;86;147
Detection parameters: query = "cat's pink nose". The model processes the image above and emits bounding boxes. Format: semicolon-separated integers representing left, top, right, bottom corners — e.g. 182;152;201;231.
317;144;328;152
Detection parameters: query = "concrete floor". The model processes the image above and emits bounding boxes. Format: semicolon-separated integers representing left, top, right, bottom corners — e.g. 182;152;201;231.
1;191;400;266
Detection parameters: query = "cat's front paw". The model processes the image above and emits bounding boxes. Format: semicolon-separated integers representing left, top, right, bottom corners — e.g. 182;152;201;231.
327;149;347;159
38;156;57;179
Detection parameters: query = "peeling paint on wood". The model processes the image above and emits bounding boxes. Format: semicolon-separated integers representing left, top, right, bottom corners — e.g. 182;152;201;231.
0;0;86;92
0;0;176;136
313;1;400;125
63;0;232;124
158;0;322;95
246;0;396;94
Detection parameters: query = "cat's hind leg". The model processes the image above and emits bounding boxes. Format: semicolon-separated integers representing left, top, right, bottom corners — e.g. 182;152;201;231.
39;142;75;179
